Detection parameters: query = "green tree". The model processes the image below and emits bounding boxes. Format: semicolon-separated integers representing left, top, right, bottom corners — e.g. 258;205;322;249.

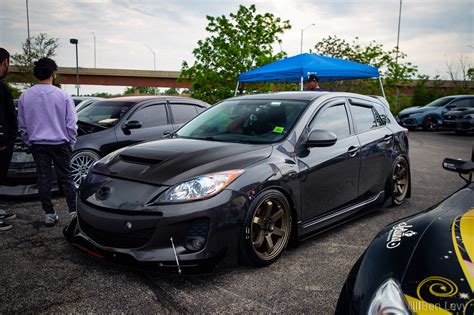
180;4;291;104
8;33;60;85
313;35;417;84
124;86;159;95
164;87;179;95
312;36;418;113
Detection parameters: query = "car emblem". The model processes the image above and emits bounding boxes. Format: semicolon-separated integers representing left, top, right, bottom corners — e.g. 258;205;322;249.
95;185;111;201
125;222;132;230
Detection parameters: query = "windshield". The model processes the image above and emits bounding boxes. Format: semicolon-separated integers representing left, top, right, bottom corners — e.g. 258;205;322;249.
77;101;134;127
425;97;455;107
177;99;309;144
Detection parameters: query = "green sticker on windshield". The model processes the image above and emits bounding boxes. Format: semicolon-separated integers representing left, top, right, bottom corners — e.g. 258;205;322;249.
273;126;285;133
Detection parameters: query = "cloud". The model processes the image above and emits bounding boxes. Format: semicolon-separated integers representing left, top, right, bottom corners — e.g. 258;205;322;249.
1;0;473;91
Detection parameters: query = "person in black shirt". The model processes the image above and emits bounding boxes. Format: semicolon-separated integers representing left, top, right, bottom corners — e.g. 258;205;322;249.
305;73;322;91
0;48;18;231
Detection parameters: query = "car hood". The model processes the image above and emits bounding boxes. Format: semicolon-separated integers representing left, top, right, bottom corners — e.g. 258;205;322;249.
92;138;272;186
77;120;111;136
398;106;432;115
399;185;474;313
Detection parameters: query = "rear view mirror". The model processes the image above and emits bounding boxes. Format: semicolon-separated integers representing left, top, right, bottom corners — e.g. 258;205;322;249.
442;158;474;174
305;129;338;148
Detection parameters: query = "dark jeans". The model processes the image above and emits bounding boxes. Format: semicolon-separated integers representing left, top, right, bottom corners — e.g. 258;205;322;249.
31;143;76;214
0;142;14;183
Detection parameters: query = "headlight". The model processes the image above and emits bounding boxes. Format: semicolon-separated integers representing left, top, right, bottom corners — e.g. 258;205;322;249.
368;279;411;315
463;114;474;119
157;169;244;203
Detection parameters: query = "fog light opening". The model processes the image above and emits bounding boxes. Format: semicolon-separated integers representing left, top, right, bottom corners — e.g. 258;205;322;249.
185;236;206;252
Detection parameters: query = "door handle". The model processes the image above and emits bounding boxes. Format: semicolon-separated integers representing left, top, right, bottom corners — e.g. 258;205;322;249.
347;146;360;157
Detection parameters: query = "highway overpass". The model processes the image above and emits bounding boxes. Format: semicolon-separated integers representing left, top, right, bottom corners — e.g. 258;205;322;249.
8;65;192;88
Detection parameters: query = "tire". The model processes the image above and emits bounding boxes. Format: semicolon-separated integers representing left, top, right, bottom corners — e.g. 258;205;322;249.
422;116;439;131
239;189;292;267
70;150;101;189
387;156;410;206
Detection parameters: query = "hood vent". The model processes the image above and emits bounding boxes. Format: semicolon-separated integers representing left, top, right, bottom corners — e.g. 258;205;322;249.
119;154;162;165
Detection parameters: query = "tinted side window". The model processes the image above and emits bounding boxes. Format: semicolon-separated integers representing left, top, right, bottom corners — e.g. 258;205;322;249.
129;104;168;128
171;104;199;124
449;99;471;108
351;105;379;133
314;104;350;139
372;103;387;125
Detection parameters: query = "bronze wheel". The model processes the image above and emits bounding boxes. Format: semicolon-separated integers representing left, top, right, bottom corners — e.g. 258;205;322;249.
240;190;292;266
391;158;409;205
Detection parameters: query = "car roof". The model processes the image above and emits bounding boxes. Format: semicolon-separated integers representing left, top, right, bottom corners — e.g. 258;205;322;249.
103;95;209;106
227;91;390;104
228;91;330;102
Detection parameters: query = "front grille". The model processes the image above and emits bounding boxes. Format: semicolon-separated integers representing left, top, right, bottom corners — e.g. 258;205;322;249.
78;215;156;249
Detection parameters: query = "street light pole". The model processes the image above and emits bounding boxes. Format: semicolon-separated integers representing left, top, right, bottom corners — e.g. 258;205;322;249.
146;45;156;70
26;0;31;56
26;0;30;41
395;0;403;105
300;23;315;54
70;38;79;96
92;32;96;68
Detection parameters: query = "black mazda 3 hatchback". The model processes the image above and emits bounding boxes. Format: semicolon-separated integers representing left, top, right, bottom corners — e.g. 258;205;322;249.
65;92;411;274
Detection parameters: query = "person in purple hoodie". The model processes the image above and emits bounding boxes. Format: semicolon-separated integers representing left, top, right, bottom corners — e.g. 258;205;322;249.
18;57;78;227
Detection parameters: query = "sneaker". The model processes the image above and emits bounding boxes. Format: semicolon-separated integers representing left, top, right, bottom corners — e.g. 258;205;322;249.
0;220;12;231
0;209;16;221
45;213;59;227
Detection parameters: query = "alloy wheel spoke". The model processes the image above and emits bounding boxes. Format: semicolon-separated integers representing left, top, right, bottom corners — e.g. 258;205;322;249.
253;216;264;227
272;227;284;238
253;229;265;248
263;200;273;218
264;234;274;253
271;207;284;222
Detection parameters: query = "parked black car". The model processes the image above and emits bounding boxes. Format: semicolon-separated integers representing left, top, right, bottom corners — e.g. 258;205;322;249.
336;153;473;314
64;91;411;274
443;107;474;134
0;96;209;196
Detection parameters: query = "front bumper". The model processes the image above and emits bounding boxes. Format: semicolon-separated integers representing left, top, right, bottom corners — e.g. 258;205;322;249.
396;116;422;128
65;187;250;274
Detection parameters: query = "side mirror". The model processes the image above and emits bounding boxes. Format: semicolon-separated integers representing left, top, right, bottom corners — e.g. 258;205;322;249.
305;129;338;148
442;158;474;174
445;105;455;110
122;120;142;130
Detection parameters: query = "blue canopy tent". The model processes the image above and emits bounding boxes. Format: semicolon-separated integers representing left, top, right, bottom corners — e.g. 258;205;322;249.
236;53;385;97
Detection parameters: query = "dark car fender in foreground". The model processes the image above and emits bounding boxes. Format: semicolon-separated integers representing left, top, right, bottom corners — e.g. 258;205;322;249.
336;156;474;314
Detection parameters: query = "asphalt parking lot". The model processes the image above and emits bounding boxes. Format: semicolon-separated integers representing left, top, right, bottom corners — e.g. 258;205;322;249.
0;131;472;313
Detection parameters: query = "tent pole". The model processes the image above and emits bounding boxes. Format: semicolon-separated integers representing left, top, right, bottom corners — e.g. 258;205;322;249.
378;77;386;99
300;77;303;91
234;82;240;96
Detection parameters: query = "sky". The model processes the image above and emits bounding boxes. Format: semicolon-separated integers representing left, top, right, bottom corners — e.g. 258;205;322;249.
1;0;473;95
